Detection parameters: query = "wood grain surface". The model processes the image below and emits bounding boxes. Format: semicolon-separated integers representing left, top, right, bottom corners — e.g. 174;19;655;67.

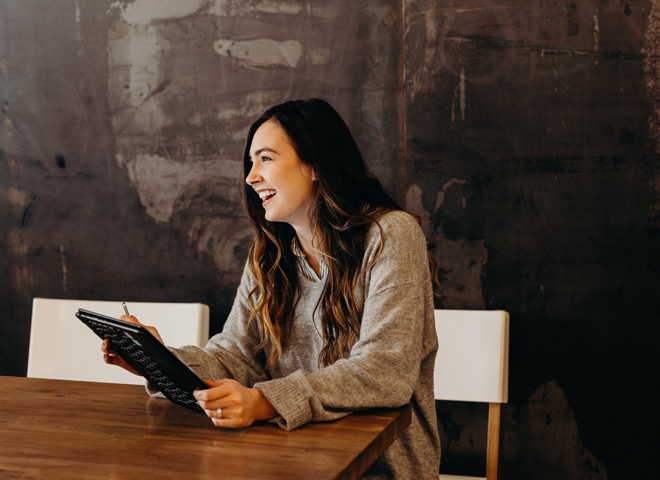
0;376;411;479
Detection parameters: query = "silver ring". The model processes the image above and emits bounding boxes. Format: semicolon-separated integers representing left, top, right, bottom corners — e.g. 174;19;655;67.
216;408;223;419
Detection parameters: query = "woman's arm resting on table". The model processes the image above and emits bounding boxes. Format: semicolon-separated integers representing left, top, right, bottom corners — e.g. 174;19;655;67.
254;212;435;430
194;378;278;428
254;285;429;430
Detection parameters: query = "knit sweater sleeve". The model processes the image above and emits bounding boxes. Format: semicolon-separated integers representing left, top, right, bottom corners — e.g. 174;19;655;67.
146;262;269;396
253;211;434;430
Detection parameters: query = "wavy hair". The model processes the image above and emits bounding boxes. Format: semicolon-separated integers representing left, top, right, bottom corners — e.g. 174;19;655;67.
241;99;437;368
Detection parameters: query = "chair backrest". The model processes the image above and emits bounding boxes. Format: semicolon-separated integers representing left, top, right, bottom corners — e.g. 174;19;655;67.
434;309;509;403
434;309;510;480
28;298;210;385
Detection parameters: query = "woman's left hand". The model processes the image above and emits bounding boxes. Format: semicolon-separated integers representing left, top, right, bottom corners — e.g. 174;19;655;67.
193;379;277;428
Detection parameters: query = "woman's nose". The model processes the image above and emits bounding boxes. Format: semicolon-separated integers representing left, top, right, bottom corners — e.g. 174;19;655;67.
245;163;261;185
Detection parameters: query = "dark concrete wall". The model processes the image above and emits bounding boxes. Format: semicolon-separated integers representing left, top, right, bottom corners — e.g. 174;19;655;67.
404;1;659;478
1;1;658;479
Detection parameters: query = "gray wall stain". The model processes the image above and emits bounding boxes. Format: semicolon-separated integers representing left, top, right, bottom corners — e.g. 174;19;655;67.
1;0;403;366
108;5;255;273
407;183;487;309
508;381;608;480
105;1;403;275
213;39;304;68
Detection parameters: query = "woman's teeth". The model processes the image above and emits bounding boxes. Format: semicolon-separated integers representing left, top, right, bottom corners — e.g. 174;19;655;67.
259;190;276;204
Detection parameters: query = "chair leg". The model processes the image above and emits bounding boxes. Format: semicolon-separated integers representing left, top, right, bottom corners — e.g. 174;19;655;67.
486;402;504;480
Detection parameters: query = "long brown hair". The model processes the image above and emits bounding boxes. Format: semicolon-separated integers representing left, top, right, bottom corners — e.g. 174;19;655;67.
242;99;437;368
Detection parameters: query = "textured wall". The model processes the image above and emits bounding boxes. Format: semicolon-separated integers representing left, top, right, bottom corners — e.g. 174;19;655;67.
0;0;403;369
1;1;659;479
404;1;659;478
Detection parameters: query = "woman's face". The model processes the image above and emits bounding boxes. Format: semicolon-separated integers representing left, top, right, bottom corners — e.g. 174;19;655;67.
246;120;317;231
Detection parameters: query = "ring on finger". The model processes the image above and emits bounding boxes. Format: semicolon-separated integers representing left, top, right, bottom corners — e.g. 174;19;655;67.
217;408;223;419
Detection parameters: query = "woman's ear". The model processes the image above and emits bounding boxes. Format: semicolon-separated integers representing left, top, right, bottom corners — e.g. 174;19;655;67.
311;169;318;181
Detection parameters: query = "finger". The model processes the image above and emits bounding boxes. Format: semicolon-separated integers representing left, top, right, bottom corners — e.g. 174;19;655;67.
211;416;249;429
212;417;229;427
118;315;164;345
204;407;227;419
205;378;230;388
119;314;141;325
193;380;220;401
102;345;139;375
109;355;140;376
101;339;116;354
196;392;233;411
104;353;128;371
104;352;120;365
193;379;232;402
196;394;225;409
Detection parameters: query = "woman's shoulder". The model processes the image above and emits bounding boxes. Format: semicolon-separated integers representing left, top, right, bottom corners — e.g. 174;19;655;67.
365;209;426;252
375;209;421;230
368;209;424;237
362;209;431;285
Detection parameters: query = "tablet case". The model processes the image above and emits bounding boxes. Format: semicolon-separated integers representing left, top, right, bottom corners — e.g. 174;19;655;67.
75;308;208;412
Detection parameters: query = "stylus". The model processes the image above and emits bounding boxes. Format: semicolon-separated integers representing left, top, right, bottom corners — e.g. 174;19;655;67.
122;302;130;317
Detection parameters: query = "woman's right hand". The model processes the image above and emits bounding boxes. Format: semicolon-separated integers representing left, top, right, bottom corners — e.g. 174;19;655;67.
101;315;165;376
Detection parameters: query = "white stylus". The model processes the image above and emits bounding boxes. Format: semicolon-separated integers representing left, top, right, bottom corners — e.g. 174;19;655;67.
122;302;130;317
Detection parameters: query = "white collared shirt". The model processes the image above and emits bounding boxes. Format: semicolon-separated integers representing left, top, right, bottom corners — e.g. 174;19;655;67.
291;236;327;282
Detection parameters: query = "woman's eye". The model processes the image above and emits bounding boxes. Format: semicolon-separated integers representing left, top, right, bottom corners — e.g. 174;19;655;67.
261;156;272;162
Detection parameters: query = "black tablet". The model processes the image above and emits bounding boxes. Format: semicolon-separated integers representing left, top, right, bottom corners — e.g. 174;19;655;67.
75;308;208;413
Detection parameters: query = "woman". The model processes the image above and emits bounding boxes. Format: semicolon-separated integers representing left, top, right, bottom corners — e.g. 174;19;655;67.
103;99;441;479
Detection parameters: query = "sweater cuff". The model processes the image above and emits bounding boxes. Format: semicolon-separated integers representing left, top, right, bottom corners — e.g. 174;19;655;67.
254;370;312;431
144;346;195;399
145;381;166;398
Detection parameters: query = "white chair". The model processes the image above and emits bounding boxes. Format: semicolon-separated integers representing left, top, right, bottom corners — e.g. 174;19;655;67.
28;298;210;385
434;309;510;480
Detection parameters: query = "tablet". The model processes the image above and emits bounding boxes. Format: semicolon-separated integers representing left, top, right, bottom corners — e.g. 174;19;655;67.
75;308;208;412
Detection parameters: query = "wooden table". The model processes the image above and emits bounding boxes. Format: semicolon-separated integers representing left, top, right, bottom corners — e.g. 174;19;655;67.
0;376;411;479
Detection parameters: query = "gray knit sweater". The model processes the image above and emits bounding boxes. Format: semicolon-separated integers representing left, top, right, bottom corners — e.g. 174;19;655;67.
148;211;440;479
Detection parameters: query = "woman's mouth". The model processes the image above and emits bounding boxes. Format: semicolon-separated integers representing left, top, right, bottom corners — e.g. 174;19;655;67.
258;189;277;206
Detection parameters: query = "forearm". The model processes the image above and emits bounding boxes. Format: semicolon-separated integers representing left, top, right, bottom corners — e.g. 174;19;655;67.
254;283;430;430
255;351;419;431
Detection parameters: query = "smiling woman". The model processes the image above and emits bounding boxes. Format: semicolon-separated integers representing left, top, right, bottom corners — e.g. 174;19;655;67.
246;121;318;234
103;99;441;480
